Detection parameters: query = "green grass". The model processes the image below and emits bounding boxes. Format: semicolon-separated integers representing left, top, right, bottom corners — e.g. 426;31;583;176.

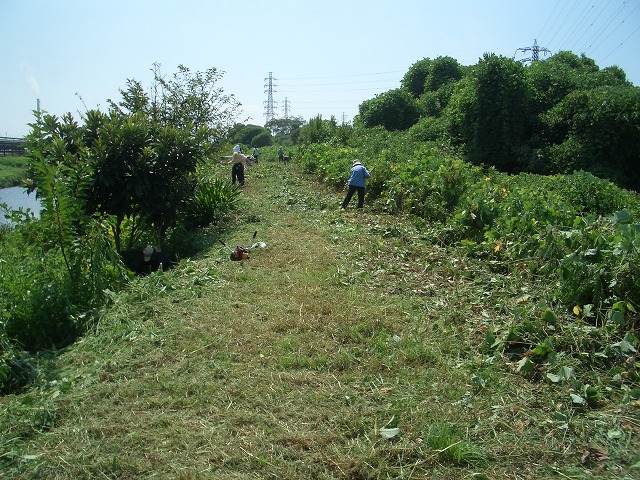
0;156;29;187
1;159;638;479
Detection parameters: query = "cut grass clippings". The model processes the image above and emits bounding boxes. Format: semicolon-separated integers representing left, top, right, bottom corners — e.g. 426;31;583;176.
1;160;638;479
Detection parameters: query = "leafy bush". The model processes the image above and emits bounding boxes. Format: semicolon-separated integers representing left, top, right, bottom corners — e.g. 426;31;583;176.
358;89;420;131
298;139;640;324
0;337;39;395
180;176;241;230
553;212;640;308
408;115;450;142
0;217;127;352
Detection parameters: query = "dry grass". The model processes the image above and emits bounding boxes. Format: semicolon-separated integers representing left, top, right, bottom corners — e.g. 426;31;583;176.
1;161;638;479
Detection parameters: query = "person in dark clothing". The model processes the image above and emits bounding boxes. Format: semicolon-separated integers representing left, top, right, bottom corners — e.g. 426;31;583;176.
135;245;169;275
230;151;245;186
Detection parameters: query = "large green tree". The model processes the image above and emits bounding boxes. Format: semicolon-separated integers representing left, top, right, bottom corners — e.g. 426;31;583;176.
424;56;463;92
526;51;630;117
298;115;338;144
30;64;237;251
266;117;305;145
110;63;240;146
401;58;433;98
230;124;272;147
359;89;420;131
542;85;640;190
448;54;532;172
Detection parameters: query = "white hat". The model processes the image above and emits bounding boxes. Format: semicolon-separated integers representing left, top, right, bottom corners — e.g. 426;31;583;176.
353;160;362;166
143;245;154;261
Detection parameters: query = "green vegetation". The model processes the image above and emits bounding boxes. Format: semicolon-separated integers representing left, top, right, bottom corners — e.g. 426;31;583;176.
1;160;638;478
0;156;29;187
1;50;639;478
1;64;241;361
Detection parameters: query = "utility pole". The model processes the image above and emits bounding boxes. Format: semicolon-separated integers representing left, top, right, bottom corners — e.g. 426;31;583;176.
282;97;290;119
515;39;551;64
263;72;277;124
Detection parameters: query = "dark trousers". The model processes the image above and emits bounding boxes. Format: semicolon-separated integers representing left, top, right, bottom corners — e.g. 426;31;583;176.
232;163;244;185
342;185;365;209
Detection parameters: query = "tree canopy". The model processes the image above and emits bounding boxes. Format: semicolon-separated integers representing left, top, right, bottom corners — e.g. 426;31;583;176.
344;50;640;190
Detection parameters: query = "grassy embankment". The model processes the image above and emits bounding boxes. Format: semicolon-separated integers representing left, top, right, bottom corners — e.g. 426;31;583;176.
0;156;29;188
1;159;638;479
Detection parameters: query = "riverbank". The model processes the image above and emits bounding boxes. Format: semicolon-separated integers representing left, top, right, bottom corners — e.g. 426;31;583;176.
1;160;638;479
0;156;28;188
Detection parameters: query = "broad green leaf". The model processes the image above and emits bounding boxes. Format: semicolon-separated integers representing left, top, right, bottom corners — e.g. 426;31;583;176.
611;339;637;353
614;210;632;223
554;412;567;422
584;386;600;400
570;393;585;404
610;374;623;386
607;429;624;440
546;373;562;383
609;310;625;325
484;330;497;349
517;357;535;375
379;427;400;439
471;374;486;388
541;308;557;325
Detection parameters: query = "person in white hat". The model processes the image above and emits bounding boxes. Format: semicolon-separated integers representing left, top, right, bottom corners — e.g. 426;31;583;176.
135;245;168;275
341;159;371;210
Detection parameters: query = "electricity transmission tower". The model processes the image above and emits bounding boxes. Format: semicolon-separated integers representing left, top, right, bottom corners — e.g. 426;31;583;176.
263;72;277;124
516;39;551;63
282;97;290;119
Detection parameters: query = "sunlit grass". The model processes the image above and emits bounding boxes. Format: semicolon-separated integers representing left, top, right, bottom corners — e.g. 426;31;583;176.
0;155;28;187
1;159;638;479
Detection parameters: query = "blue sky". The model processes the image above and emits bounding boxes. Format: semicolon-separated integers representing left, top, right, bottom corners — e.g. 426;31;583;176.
2;0;639;137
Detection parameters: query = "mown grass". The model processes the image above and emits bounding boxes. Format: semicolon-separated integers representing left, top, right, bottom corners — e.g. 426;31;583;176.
1;160;638;479
0;156;29;188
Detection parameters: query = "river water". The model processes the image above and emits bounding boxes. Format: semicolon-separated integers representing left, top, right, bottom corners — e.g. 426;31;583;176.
0;186;42;223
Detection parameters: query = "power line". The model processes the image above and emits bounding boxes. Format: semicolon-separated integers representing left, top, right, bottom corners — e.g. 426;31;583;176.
279;78;398;87
565;0;607;52
537;0;563;43
580;0;631;54
588;1;640;55
554;0;593;49
278;86;398;94
567;0;609;52
601;23;640;62
281;70;404;81
544;0;581;47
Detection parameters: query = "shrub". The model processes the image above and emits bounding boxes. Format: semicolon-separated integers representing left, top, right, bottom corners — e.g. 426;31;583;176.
0;337;39;395
181;177;241;230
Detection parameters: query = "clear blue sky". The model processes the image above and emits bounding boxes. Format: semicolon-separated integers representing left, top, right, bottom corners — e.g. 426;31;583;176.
2;0;639;137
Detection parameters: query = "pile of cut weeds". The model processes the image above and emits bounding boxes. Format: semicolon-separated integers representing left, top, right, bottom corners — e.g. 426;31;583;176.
1;161;638;479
